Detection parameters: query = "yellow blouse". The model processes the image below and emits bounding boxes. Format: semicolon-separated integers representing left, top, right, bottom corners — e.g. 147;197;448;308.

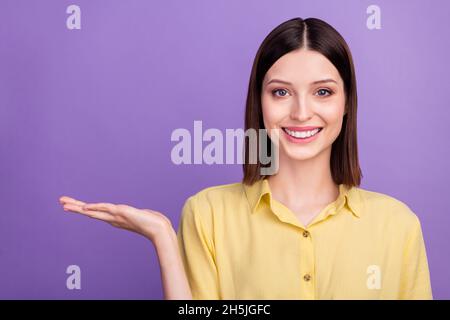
177;178;432;299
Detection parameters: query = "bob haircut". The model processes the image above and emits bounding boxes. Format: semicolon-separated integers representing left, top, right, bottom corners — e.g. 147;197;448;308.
242;17;362;187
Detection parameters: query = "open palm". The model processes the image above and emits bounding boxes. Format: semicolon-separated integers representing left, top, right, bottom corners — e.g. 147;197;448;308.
59;196;171;242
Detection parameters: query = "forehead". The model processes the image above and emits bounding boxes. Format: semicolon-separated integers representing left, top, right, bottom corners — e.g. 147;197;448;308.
264;49;343;86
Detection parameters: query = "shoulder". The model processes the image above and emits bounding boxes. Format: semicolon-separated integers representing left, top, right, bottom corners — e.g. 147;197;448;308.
181;181;244;222
187;181;244;207
355;186;422;230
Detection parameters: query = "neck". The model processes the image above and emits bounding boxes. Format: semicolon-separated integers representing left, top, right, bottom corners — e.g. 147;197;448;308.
267;146;338;208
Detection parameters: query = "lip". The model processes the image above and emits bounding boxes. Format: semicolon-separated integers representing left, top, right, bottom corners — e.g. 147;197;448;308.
283;126;322;132
282;127;322;144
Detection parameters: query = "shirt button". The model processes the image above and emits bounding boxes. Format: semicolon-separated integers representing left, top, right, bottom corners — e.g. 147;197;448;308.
302;231;310;238
303;274;311;282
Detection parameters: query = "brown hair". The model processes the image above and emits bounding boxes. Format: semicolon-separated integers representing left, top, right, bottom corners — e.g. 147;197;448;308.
242;17;362;187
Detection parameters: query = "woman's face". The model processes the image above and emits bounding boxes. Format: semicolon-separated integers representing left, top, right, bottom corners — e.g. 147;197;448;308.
261;49;346;161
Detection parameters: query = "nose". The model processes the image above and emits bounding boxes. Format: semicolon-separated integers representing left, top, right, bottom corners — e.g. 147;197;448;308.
290;96;313;122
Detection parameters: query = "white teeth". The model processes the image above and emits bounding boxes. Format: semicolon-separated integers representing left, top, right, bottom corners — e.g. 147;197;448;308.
284;128;320;138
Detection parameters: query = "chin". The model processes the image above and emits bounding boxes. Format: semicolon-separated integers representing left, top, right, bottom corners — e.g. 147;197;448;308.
281;147;320;161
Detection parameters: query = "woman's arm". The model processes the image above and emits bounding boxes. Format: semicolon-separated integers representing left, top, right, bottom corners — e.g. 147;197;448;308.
151;221;192;300
176;195;220;299
59;196;192;300
399;214;433;299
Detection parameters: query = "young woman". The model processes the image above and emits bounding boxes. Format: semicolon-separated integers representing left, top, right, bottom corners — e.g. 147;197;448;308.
59;17;432;300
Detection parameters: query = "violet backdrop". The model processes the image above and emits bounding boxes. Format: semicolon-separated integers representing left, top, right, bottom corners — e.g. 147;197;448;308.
0;0;449;299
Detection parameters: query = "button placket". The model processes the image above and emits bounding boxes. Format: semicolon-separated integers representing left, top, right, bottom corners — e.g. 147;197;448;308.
299;228;315;299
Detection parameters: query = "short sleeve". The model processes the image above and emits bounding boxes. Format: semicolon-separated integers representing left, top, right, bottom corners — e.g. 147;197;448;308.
399;215;433;299
177;195;220;300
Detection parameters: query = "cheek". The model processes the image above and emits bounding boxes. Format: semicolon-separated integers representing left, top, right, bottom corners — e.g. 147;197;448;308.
321;98;345;123
322;109;343;125
261;97;279;129
320;103;345;138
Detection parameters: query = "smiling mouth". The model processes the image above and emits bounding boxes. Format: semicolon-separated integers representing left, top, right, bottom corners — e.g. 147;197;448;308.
282;127;323;139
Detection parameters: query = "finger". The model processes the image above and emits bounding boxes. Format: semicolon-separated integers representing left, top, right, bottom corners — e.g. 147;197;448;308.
84;210;115;223
82;202;117;214
59;196;86;206
63;203;114;222
63;203;93;215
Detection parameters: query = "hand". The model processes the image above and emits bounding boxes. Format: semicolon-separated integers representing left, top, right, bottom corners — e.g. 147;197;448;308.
59;195;192;299
59;196;172;242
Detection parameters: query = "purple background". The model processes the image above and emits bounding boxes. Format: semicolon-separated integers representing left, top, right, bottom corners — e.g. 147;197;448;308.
1;0;449;299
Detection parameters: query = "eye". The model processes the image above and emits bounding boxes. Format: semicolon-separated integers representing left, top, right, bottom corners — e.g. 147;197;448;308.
316;88;333;97
272;88;290;97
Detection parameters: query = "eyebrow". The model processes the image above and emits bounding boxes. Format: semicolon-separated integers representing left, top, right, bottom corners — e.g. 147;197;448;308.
264;78;338;86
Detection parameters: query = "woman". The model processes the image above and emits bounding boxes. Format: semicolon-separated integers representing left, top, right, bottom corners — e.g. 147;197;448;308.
59;17;432;300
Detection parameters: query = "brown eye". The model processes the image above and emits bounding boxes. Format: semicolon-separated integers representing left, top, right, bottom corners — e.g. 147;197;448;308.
316;88;333;97
272;89;289;97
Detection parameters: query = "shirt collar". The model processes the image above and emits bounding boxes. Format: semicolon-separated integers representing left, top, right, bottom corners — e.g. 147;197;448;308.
243;178;363;218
